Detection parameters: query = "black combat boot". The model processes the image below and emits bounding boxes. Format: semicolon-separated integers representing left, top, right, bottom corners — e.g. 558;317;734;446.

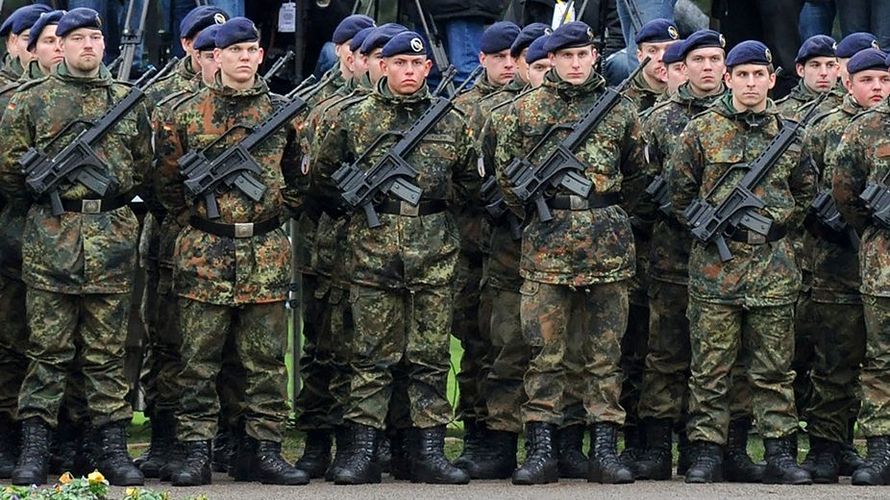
135;411;175;478
762;435;812;485
376;434;392;473
11;417;50;486
556;424;587;479
676;429;691;475
619;424;645;468
512;422;558;485
634;418;673;480
409;426;469;484
839;420;865;476
465;430;517;480
388;428;411;480
170;440;212;486
95;421;144;486
588;423;634;484
159;440;186;482
211;428;233;473
48;417;80;475
254;440;310;485
807;435;840;483
851;436;890;486
684;441;723;483
332;423;381;485
0;416;18;478
724;418;765;482
453;419;483;473
231;431;257;482
325;426;350;482
295;430;332;479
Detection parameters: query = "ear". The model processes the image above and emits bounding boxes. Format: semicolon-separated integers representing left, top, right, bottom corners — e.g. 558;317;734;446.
636;46;645;63
213;47;222;65
478;51;485;65
257;47;264;66
380;57;388;76
796;63;805;78
724;71;732;85
767;70;776;90
843;75;854;93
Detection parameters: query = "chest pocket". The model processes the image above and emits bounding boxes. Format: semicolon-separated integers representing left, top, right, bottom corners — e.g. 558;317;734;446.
412;133;458;191
701;148;745;201
872;141;890;183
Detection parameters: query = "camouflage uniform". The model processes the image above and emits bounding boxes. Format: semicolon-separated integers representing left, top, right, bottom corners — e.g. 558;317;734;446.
799;94;866;444
311;77;476;430
832;99;890;438
0;62;152;429
494;70;646;426
0;55;24;87
669;93;816;444
154;75;300;443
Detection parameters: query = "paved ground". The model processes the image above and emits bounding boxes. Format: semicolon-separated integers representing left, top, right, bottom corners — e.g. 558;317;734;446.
105;473;890;500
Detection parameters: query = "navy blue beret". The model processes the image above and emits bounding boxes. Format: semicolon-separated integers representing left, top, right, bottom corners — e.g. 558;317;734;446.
526;35;549;64
360;23;407;55
349;26;375;52
510;22;550;58
215;17;259;48
381;31;426;58
1;4;53;37
796;34;836;63
543;21;595;53
663;40;685;65
56;8;103;38
480;21;520;54
681;29;725;58
837;32;880;58
27;10;65;52
193;24;221;52
634;18;679;45
179;6;228;41
726;40;773;67
847;48;889;74
332;14;375;45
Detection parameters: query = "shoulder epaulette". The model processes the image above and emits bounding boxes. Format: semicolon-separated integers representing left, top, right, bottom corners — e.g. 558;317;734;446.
809;107;843;127
156;88;192;109
14;75;49;93
169;87;205;112
848;106;882;124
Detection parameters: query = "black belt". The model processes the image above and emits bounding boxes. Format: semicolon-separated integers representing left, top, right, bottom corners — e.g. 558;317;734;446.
375;199;447;216
41;195;130;214
189;216;281;238
728;224;787;244
548;192;622;210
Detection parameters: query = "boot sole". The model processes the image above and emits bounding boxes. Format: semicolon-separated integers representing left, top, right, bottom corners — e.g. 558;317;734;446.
512;477;558;485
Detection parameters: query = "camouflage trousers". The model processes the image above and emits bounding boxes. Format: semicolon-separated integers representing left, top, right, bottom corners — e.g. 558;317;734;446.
139;265;181;416
806;300;865;442
858;295;890;438
295;274;353;431
344;284;454;430
520;280;628;425
620;299;649;432
453;252;490;423
18;288;132;428
792;281;817;424
0;275;28;420
176;299;288;443
482;285;529;433
687;299;799;444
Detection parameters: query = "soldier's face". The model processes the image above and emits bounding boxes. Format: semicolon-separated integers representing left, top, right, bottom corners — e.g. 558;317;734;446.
14;29;33;64
549;45;595;85
838;57;850;83
637;40;676;84
6;34;18;59
846;69;890;107
367;48;385;84
481;48;516;86
215;41;264;87
32;25;63;73
796;56;839;92
515;48;529;83
61;28;105;74
198;50;218;85
726;64;775;110
382;54;431;95
666;61;687;95
684;47;725;94
353;50;369;78
528;59;551;88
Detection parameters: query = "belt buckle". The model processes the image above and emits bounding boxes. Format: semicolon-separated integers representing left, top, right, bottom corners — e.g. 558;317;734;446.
399;201;419;217
569;195;587;210
747;231;767;245
81;199;101;214
234;222;254;238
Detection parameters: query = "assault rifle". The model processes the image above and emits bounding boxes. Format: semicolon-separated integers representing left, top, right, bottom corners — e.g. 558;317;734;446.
480;175;522;240
414;0;454;95
21;58;178;216
682;92;827;262
262;51;295;83
331;65;469;228
117;0;152;81
805;190;859;250
645;174;671;216
860;153;890;229
505;57;650;222
179;75;320;219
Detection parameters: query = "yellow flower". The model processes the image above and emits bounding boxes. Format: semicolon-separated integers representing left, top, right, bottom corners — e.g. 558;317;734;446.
59;471;74;484
88;470;106;484
126;487;137;496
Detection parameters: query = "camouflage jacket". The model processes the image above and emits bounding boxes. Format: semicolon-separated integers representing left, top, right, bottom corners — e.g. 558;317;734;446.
494;70;646;287
775;79;845;121
624;69;663;113
145;56;197;109
311;77;477;289
832;99;890;298
155;75;300;305
669;93;816;306
0;62;152;294
804;93;863;303
0;56;24;87
644;82;726;285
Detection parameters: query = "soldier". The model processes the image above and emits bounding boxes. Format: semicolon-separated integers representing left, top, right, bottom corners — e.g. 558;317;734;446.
662;41;687;97
154;17;309;487
832;49;890;487
0;5;52;86
634;29;763;484
312;14;376;103
0;8;151;487
624;18;681;112
836;32;881;83
450;21;520;470
311;31;477;485
495;21;645;486
801;48;889;483
669;40;815;485
525;36;553;88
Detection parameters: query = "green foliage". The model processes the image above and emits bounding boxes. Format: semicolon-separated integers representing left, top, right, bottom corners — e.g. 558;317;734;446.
0;472;207;500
